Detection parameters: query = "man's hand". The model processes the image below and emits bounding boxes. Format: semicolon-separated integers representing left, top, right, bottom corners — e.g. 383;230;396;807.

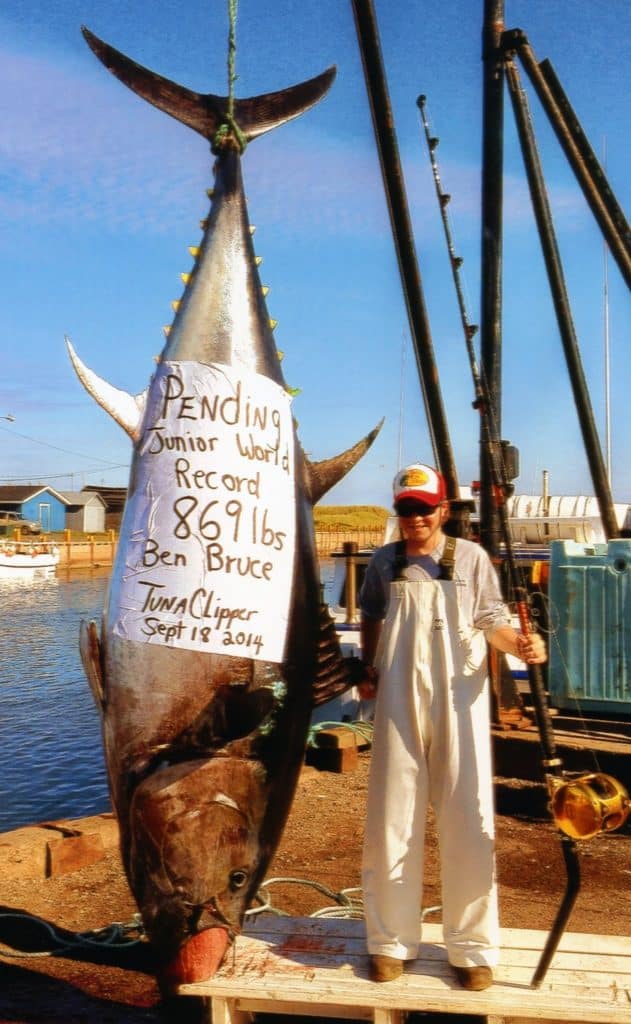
357;664;379;699
517;632;547;664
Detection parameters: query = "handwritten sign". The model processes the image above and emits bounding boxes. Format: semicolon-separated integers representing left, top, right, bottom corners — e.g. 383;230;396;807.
110;361;296;662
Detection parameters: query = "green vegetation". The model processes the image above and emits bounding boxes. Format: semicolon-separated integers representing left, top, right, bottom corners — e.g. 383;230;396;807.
313;505;390;531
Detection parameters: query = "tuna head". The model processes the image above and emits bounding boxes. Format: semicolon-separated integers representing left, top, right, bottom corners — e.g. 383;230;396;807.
69;27;382;986
128;756;267;983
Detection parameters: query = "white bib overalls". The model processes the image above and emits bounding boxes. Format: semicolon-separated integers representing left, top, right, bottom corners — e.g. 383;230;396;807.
362;572;499;968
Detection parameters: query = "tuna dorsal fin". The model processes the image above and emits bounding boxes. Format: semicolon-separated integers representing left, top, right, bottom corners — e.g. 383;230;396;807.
307;418;384;505
65;336;147;441
81;26;335;143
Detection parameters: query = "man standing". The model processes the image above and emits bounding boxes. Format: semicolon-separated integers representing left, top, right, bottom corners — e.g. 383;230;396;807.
359;463;546;988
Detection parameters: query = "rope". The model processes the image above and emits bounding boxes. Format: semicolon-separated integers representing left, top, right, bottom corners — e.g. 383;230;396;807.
0;912;145;959
247;877;364;919
212;0;248;154
247;876;441;923
227;0;238;119
307;719;374;748
0;891;442;958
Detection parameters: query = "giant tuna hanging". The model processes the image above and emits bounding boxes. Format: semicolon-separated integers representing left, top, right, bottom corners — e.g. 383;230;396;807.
67;26;381;987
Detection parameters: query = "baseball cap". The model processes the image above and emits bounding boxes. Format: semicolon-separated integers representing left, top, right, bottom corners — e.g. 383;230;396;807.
393;464;447;506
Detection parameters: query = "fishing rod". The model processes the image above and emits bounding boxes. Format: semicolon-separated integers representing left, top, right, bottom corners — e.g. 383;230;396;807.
417;94;630;988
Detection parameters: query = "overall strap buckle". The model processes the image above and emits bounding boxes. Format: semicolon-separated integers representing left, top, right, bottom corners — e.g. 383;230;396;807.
439;535;457;580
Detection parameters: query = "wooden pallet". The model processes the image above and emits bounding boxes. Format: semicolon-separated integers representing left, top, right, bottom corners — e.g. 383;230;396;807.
177;915;631;1024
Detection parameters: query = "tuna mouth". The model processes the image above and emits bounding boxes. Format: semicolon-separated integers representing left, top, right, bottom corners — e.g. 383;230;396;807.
161;926;230;985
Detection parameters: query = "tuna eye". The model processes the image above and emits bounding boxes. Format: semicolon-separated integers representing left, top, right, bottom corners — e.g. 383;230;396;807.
229;869;248;891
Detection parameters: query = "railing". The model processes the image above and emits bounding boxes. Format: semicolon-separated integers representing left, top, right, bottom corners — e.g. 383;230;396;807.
315;528;384;557
55;532;117;569
47;529;383;567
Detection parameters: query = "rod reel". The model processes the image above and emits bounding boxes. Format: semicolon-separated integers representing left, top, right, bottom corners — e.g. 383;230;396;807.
548;772;630;840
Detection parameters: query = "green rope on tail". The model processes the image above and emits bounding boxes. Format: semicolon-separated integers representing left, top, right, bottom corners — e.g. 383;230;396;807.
213;0;248;154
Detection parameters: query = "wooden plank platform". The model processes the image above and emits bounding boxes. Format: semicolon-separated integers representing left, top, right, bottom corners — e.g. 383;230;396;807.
177;915;631;1024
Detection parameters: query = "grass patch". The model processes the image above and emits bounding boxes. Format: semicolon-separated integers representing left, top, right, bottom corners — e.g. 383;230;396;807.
313;505;390;531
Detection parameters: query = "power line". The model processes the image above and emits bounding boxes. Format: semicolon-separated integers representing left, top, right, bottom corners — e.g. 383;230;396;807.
1;464;128;484
0;422;125;467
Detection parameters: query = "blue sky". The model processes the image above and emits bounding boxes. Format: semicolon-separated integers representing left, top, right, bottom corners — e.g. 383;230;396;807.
1;1;629;509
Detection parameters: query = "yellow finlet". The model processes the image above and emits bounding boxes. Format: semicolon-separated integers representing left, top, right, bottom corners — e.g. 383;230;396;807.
261;286;270;297
171;300;180;312
163;325;171;337
269;318;278;330
180;273;191;285
188;246;200;258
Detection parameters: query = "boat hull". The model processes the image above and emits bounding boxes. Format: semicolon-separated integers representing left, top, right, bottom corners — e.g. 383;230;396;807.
0;543;60;577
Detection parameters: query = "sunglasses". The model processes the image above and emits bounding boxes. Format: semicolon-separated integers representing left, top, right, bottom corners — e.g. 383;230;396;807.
395;501;440;518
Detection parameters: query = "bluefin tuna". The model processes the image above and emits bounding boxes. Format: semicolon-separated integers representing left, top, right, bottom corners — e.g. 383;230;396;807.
67;27;381;987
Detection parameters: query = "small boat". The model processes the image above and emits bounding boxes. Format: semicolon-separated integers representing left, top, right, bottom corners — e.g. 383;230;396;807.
0;540;60;577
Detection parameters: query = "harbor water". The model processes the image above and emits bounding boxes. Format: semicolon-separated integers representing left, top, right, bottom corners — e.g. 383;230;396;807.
0;562;337;834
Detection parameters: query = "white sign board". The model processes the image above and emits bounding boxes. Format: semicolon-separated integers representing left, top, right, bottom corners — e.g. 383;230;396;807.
110;361;296;662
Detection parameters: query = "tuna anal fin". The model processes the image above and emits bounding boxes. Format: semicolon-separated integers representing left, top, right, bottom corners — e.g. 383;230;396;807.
66;336;146;441
80;619;106;709
307;418;384;505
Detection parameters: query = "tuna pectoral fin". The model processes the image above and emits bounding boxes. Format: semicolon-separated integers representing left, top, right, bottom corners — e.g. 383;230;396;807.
307;418;384;505
65;336;146;441
312;603;365;708
79;620;106;709
178;684;276;751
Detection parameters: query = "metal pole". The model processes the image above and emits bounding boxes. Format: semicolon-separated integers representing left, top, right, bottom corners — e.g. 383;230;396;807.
479;0;505;556
539;59;631;269
350;0;460;499
603;139;612;485
504;53;619;540
503;30;631;291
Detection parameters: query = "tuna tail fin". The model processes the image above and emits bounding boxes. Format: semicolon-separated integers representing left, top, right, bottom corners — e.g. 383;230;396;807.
81;26;335;143
65;336;147;441
307;418;384;505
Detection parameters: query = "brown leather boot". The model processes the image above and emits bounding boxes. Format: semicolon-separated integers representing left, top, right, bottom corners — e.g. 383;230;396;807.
369;954;404;982
452;965;493;990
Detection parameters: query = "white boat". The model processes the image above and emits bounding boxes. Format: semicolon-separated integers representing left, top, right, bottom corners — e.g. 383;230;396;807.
0;540;60;577
506;493;631;547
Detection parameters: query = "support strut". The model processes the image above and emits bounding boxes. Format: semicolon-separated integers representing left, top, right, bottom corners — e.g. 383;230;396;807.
503;29;631;291
503;52;619;541
350;0;459;499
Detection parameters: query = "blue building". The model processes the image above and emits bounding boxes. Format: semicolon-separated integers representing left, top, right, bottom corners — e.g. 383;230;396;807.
0;485;70;533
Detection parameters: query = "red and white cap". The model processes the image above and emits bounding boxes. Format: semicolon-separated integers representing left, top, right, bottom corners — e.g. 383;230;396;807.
393;464;447;506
